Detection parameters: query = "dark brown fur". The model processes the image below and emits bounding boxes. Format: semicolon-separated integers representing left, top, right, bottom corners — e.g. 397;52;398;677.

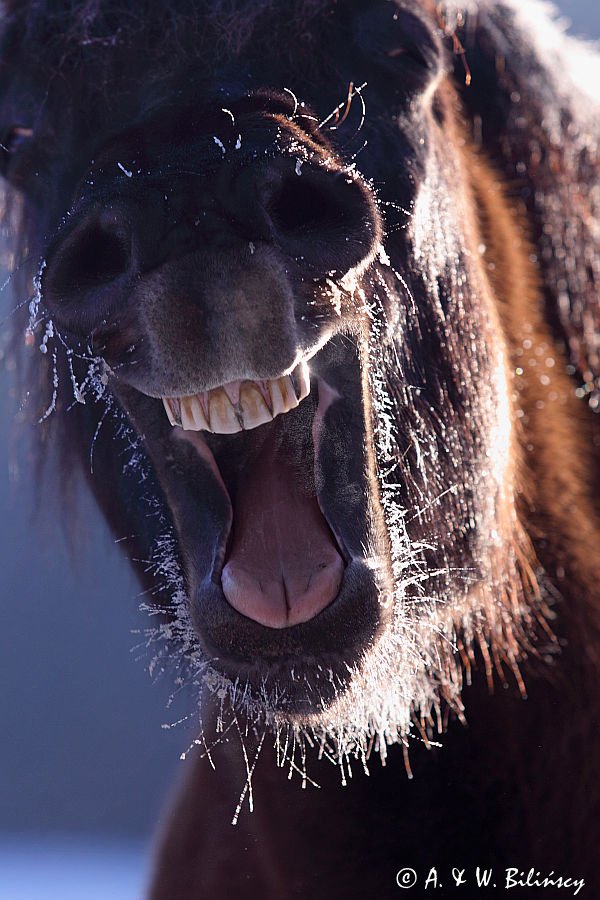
145;108;600;899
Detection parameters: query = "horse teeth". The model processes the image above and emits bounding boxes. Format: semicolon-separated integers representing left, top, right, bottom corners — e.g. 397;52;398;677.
292;359;310;401
207;387;240;433
161;361;311;433
222;382;241;405
162;396;181;427
239;382;273;429
181;395;209;431
269;375;299;416
179;398;194;430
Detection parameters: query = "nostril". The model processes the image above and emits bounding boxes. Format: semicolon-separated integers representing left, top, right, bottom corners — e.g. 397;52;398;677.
266;165;379;274
45;216;132;303
69;224;130;290
269;171;362;237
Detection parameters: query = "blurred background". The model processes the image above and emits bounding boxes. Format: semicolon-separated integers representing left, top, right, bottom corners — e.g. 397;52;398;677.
1;2;599;898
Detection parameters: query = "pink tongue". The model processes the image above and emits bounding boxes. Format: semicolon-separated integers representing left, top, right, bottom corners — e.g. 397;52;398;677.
221;446;344;629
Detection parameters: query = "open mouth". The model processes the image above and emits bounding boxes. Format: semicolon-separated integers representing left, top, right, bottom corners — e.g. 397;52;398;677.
113;336;391;708
161;359;346;630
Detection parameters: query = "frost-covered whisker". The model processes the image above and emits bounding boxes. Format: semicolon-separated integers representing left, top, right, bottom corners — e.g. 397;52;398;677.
88;399;112;475
38;347;59;423
212;135;226;155
282;87;299;118
318;81;368;131
26;282;111;425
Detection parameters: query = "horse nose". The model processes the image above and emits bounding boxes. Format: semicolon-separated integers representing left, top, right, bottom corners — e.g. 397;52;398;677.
41;155;379;336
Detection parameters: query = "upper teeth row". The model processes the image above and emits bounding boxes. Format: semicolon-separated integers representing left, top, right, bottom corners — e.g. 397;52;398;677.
162;361;310;434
